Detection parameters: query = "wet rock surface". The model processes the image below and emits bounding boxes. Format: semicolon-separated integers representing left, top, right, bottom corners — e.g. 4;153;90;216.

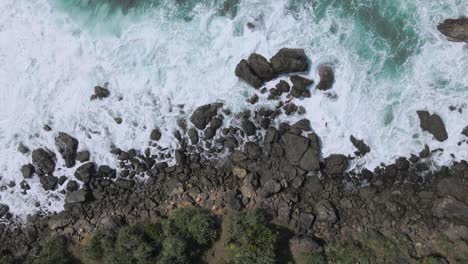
417;110;448;142
437;18;468;43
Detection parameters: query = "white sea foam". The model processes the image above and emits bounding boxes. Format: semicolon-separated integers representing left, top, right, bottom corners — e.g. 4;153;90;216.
0;0;467;218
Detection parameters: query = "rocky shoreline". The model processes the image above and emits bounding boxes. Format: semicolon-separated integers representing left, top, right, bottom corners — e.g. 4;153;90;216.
1;47;468;263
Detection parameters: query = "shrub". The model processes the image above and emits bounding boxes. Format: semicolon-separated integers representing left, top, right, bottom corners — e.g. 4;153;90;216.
82;230;116;261
227;210;278;264
33;235;73;264
0;250;16;264
170;207;218;247
157;235;191;264
324;240;375;264
296;253;327;264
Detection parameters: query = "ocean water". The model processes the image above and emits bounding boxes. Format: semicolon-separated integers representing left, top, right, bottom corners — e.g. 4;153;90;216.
0;0;467;217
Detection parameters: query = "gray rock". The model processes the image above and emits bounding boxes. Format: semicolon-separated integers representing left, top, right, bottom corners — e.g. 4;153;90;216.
21;164;35;178
432;196;468;225
270;48;308;74
204;127;216;139
299;147;320;171
294;119;311;131
188;128;199;144
242;120;256;136
32;148;56;175
115;178;134;189
282;133;309;165
55;132;78;168
324;154;348;175
247;53;276;81
276;80;290;93
316;64;335;90
150;128;162;141
350;135;370;156
298;212;315;231
18;143;30;154
66;180;78;192
264;127;278;144
245;142;261;160
210;117;223;130
76;150;90;162
262;179;282;197
65;190;90;204
437;18;468;43
175;150;186;166
315;200;338;224
0;204;9;218
190;104;222;130
235;59;263;88
419;144;430;158
462;125;468;137
40;175;58;191
94;85;110;99
48;215;72;230
74;162;96;183
417;111;448;142
289;235;322;254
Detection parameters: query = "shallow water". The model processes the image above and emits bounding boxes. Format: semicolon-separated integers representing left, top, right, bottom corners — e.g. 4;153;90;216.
0;0;467;217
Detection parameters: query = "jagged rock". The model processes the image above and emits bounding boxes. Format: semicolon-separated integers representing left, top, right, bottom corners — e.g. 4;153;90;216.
74;162;96;183
270;48;308;74
289;235;323;255
190;104;222;130
276;80;291;93
350;135;370;156
100;216;124;230
65;190;90;204
247;53;275;81
419;144;430;158
315;200;338;224
32;148;56;175
175;150;187;166
40;175;58;191
395;157;410;171
261;179;282;197
235;59;263;88
462;125;468;137
316;64;335;90
417;111;448;142
0;204;9;218
94;85;110;99
324;154;348;175
48;215;72;230
290;75;313;98
282;133;309;165
115;178;134;189
188;128;199;144
245;142;261;159
66;180;78;192
21;164;35;178
294;119;312;131
20;180;30;190
437;18;468;43
55;132;78;168
298;212;315;231
76;150;90;162
432;196;468;225
18;143;30;154
150;128;162;141
242;120;256;136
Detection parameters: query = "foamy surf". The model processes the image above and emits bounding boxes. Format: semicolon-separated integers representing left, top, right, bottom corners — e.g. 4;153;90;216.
0;0;467;218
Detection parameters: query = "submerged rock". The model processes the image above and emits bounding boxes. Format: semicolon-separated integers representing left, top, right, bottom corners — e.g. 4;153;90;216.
462;125;468;137
437;18;468;43
270;48;308;74
55;132;79;168
316;64;335;91
350;135;370;156
417;111;448;142
235;59;263;88
93;85;110;99
190;104;222;130
150;128;162;141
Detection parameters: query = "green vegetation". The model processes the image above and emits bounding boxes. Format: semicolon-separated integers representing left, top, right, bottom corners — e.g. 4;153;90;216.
33;235;73;264
0;250;16;264
295;253;327;264
227;210;279;264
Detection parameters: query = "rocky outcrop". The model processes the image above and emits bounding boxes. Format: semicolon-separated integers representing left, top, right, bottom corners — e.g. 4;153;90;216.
281;132;320;171
350;135;370;156
324;154;348;175
55;132;79;168
316;64;335;91
417;111;448;142
290;75;313;98
437;18;468;43
270;48;308;74
31;148;56;175
247;53;275;82
190;104;222;130
235;59;263;88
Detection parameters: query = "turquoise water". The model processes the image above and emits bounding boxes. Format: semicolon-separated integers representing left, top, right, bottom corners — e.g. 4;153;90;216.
0;0;467;216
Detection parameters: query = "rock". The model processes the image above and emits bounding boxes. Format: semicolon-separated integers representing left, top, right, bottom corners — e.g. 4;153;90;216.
0;204;9;218
188;128;199;144
270;48;308;74
66;180;78;192
298;212;315;231
48;215;72;230
94;85;110;99
43;124;52;131
115;178;134;189
190;104;222;130
150;128;162;141
462;125;468;137
233;166;247;178
299;146;321;171
290;75;313;98
294;119;312;131
395;157;410;171
315;200;338;224
276;80;291;93
32;148;56;175
432;196;468;225
282;133;309;165
419;144;430;158
18;143;30;154
210;117;223;130
316;64;335;90
437;18;468;43
264;127;278;144
324;154;348;175
114;117;123;124
74;162;96;183
58;176;67;185
245;142;261;159
100;216;124;230
417;111;448;142
20;180;30;190
247;53;276;81
21;164;35;178
65;190;90;204
55;132;79;168
175;150;186;166
76;150;90;162
247;94;259;104
235;59;263;88
242;120;256;136
289;235;322;255
225;190;242;210
262;179;282;197
40;175;58;191
350;135;370;156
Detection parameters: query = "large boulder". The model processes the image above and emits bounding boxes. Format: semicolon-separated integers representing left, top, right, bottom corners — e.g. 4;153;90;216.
40;175;58;191
437;18;468;43
289;235;323;256
282;132;321;171
65;190;90;204
290;75;314;98
270;48;309;74
190;103;222;130
324;154;348;175
74;162;96;183
417;111;448;142
315;200;338;224
32;148;56;175
55;132;78;168
432;196;468;225
21;164;35;178
247;53;276;81
235;59;263;88
316;64;335;90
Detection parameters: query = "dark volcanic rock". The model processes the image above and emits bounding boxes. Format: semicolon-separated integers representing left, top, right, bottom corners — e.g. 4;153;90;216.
204;127;216;139
94;85;110;99
76;150;90;162
316;65;335;91
65;190;89;204
324;154;348;175
270;48;308;74
417;111;448;142
235;59;263;88
32;148;56;175
55;132;79;168
242;120;256;136
433;196;468;225
190;104;222;130
66;180;78;192
188;128;199;144
282;133;309;165
350;135;370;156
0;204;9;218
276;80;291;93
315;200;338;224
462;125;468;137
74;162;96;183
437;18;468;43
150;128;162;141
247;53;275;81
290;75;313;98
40;175;58;191
21;164;35;178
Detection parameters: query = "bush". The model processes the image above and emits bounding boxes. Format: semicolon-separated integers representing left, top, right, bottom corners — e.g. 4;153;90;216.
157;235;191;264
325;240;375;264
0;250;16;264
296;253;327;264
227;210;278;264
33;235;73;264
170;207;218;247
